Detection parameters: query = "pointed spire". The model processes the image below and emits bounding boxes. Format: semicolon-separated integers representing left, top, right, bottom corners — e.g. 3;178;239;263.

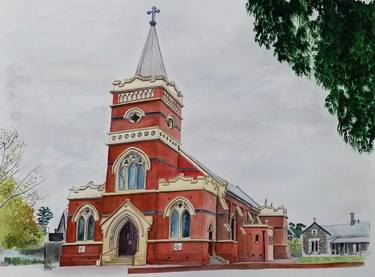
135;6;167;78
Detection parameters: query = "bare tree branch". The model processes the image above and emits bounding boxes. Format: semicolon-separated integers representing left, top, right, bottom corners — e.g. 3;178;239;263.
0;127;42;210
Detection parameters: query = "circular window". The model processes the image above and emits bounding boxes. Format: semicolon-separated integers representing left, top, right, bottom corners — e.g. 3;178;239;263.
166;116;174;129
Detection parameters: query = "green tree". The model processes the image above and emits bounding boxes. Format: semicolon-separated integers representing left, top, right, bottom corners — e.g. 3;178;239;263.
289;222;306;238
0;179;43;249
37;206;53;233
288;238;303;257
246;0;375;153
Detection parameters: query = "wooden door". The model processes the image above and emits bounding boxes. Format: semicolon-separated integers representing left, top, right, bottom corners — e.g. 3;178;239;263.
118;221;138;256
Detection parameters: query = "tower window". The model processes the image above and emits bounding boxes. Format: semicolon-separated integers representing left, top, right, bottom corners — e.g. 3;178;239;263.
117;151;147;190
166;115;174;129
124;108;145;123
129;112;141;123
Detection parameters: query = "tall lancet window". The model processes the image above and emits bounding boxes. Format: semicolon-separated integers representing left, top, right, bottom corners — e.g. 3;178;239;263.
117;151;147;191
75;206;98;241
165;199;195;239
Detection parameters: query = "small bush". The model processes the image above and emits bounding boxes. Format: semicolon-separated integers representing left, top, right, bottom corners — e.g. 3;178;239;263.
288;239;302;257
3;256;44;266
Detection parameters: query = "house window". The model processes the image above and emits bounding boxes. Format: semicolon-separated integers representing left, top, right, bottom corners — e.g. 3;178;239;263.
311;229;317;235
167;200;193;239
117;151;147;191
310;239;319;253
76;207;97;241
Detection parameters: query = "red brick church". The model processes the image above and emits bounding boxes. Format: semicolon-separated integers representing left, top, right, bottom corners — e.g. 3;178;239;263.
60;7;289;266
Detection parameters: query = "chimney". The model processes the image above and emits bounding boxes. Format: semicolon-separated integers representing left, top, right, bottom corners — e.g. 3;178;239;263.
350;212;356;225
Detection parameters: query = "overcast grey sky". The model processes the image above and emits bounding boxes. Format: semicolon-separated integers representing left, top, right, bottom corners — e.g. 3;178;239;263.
1;0;374;253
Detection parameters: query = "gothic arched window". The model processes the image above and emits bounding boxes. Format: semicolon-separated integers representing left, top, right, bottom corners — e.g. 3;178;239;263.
117;151;147;191
166;199;194;239
74;206;98;241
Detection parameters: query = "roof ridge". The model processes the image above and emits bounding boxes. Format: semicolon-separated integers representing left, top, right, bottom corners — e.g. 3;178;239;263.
179;149;259;208
322;222;370;227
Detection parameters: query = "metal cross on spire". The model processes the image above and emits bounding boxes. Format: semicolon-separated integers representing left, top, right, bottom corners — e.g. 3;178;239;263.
147;6;160;26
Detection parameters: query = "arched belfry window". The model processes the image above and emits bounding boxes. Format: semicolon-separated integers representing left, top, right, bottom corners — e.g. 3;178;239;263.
164;197;195;239
73;205;99;241
116;150;149;191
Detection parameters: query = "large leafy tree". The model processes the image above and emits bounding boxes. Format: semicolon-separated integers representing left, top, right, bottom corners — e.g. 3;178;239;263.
246;0;375;153
0;179;43;249
37;206;53;233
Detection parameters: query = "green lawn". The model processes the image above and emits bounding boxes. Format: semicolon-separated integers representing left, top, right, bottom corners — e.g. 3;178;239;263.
297;256;365;264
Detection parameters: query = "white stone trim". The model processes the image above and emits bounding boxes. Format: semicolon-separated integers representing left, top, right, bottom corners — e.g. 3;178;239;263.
107;126;181;151
163;196;196;218
147;239;210;243
118;88;155;104
63;241;103;246
112;76;183;106
69;181;105;200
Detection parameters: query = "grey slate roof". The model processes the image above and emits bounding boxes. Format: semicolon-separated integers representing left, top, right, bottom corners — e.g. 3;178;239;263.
181;150;259;208
322;222;370;239
135;25;167;78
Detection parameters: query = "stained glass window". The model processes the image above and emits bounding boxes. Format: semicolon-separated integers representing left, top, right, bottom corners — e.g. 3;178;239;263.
77;216;85;241
87;215;95;240
119;168;126;190
137;164;145;189
128;163;137;190
117;151;147;191
170;210;179;238
168;200;192;239
182;211;190;238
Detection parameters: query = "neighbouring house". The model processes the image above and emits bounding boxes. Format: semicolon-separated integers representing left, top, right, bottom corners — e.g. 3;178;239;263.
49;209;67;242
59;7;290;266
301;213;370;256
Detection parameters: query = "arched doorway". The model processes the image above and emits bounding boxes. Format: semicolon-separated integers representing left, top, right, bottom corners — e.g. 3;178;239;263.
118;221;138;256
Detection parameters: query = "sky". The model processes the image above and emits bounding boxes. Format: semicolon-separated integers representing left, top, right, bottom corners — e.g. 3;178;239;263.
0;0;374;265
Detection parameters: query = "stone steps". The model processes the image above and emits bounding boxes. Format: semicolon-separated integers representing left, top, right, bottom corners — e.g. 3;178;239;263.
210;255;229;264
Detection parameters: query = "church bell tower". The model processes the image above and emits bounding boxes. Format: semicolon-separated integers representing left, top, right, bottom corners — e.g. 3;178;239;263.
105;6;184;193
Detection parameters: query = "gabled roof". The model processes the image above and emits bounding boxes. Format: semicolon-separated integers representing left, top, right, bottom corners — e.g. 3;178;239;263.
322;222;370;238
55;209;67;233
301;221;331;235
135;25;167;78
180;150;259;209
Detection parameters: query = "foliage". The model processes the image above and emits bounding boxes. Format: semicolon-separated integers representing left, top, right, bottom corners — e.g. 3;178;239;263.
0;179;43;249
246;0;375;153
297;255;365;264
37;206;53;233
3;256;44;266
0;128;44;209
288;238;302;257
289;222;306;238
